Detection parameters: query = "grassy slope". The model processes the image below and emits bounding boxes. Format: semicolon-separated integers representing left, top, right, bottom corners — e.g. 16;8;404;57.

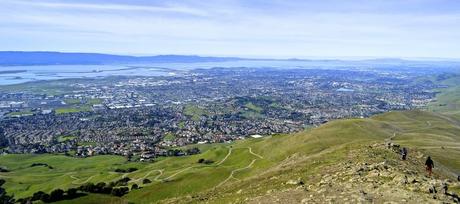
1;110;458;203
166;110;460;203
427;74;460;115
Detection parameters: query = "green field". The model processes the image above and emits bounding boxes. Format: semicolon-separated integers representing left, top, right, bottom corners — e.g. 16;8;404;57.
57;135;77;142
55;106;92;114
7;111;33;117
56;98;103;114
244;102;263;112
184;105;208;121
0;80;78;95
163;133;176;141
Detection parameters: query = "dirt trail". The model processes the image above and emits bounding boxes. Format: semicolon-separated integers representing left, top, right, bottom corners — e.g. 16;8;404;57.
216;147;265;188
216;147;232;165
248;147;264;159
163;167;193;181
130;169;163;183
216;159;257;188
70;175;94;185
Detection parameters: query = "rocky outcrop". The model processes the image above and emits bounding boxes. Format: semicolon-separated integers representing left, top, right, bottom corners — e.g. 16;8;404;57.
249;143;460;203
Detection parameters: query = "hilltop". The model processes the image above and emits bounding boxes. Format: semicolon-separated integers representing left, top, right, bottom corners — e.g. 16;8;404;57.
161;110;460;203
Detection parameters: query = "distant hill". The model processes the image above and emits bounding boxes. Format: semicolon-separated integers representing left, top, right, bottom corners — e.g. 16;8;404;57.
2;51;460;67
0;51;243;66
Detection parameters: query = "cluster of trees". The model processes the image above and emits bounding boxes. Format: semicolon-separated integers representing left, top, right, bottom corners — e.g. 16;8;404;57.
79;182;130;197
30;163;53;169
0;179;14;204
14;177;140;203
114;167;138;173
186;147;200;155
165;147;201;157
16;187;83;203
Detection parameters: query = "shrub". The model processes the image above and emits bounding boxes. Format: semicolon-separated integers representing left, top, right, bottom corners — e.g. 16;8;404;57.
102;186;113;194
49;189;64;202
111;187;129;197
31;191;46;201
66;188;78;199
142;178;151;184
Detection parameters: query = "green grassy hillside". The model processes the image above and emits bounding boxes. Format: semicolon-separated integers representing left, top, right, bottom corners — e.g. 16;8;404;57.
427;74;460;115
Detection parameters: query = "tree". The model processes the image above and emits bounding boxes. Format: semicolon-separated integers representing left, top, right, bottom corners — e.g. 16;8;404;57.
39;193;50;203
31;191;46;201
94;182;106;193
79;182;95;192
131;184;139;190
127;167;138;172
142;178;151;184
66;188;78;199
102;186;113;194
111;187;129;197
50;189;64;202
115;177;131;186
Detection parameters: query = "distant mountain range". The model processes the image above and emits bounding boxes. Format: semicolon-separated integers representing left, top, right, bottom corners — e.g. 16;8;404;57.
0;51;243;66
1;51;459;66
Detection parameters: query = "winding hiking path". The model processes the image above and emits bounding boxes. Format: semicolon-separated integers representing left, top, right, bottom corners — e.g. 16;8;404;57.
130;169;163;183
163;167;192;181
135;146;235;183
216;147;264;188
248;147;264;159
216;147;233;165
70;175;94;185
153;170;164;181
216;159;257;188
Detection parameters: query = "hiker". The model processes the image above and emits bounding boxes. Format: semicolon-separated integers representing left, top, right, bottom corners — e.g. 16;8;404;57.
443;182;449;195
425;156;434;176
401;147;408;160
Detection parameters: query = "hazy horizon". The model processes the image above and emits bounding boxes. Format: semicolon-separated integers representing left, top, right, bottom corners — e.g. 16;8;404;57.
2;50;460;62
2;0;460;59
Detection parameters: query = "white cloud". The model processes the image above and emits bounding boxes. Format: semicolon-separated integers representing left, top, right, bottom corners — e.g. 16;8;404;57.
0;0;460;58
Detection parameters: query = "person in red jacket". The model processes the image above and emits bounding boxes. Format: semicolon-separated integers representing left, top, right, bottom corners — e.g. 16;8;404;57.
425;156;434;176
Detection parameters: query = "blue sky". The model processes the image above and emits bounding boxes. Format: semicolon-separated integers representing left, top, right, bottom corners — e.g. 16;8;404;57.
1;0;460;58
